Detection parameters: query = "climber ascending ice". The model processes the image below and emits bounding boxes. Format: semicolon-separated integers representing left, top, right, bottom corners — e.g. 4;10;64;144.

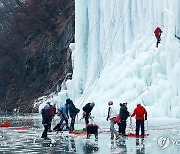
154;27;163;48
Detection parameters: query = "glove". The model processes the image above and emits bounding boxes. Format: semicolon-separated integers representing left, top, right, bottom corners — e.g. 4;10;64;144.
106;117;108;121
145;117;147;120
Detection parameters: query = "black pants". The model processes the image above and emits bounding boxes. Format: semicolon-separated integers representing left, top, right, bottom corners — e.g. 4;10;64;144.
42;124;48;138
136;120;144;136
119;120;126;135
85;113;90;124
156;35;161;47
48;118;53;130
70;115;76;131
118;123;121;133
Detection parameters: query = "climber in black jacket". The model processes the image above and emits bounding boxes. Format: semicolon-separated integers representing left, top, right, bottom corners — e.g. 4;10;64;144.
119;102;130;135
82;102;95;125
66;98;80;132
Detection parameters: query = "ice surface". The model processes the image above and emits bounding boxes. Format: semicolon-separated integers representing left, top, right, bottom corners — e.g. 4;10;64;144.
0;115;180;154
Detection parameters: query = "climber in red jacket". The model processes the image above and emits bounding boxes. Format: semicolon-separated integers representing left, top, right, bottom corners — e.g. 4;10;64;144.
131;102;147;137
154;27;163;48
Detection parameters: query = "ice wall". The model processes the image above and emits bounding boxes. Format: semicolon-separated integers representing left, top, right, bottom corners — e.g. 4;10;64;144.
60;0;180;118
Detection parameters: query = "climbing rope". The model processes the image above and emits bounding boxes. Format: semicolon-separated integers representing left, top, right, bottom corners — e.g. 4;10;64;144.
75;0;111;50
77;0;131;108
76;0;119;108
129;87;150;103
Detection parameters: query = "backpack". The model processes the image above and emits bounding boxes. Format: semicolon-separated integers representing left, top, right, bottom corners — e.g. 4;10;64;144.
49;105;56;117
115;114;121;124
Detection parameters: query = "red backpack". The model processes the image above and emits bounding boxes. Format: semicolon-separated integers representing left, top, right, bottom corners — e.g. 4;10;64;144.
115;114;121;124
49;105;56;117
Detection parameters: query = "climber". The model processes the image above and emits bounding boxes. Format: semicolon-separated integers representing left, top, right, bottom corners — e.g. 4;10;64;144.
82;102;95;126
53;104;69;131
66;98;80;133
106;101;120;140
154;27;163;48
119;102;130;136
48;102;56;132
131;102;147;137
41;104;51;140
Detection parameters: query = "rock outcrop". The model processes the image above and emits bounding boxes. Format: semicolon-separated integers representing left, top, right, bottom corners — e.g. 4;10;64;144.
0;0;74;112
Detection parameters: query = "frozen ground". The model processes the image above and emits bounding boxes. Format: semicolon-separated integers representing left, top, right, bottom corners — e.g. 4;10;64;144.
0;115;180;154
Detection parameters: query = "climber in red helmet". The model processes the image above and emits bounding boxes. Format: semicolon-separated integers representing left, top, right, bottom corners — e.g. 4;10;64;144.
154;27;163;48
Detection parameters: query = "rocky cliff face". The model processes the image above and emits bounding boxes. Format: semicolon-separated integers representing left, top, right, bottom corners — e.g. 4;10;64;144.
0;0;74;112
